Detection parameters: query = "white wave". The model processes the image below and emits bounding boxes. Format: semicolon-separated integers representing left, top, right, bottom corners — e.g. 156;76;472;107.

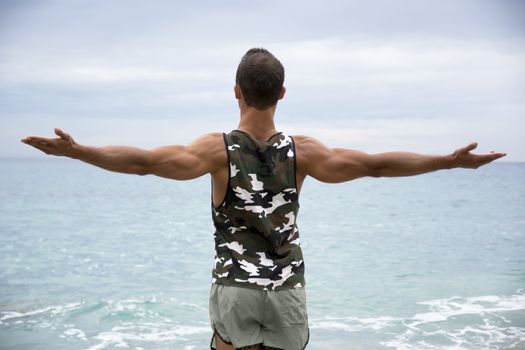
412;293;525;324
63;328;88;341
382;321;525;350
179;302;207;311
85;323;210;350
1;297;212;349
389;293;525;350
310;315;402;332
311;292;525;350
0;302;83;321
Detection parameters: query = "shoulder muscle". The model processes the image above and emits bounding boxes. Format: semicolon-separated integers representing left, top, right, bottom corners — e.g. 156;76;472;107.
293;135;377;183
147;132;226;180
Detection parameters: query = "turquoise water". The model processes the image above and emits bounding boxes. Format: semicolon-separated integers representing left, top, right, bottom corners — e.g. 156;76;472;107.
1;159;524;350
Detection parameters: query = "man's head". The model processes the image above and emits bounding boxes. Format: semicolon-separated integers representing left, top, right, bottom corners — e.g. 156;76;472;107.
235;48;285;110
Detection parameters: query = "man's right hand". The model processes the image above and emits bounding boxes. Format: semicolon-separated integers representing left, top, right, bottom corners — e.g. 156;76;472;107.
21;128;77;157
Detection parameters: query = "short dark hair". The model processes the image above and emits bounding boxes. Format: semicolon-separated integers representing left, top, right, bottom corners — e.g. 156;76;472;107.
235;48;285;110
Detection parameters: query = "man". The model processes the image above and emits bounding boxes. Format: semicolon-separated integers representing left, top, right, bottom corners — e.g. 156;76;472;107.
21;48;506;350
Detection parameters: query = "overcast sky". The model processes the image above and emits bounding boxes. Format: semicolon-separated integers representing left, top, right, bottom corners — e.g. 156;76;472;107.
1;0;524;160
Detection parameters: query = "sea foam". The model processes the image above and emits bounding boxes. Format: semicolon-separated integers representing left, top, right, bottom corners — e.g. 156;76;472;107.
310;292;525;350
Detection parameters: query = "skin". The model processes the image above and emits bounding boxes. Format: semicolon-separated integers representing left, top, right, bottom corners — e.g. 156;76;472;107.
21;85;506;350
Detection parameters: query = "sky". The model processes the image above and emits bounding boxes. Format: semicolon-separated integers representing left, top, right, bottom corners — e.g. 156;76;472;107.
1;0;524;160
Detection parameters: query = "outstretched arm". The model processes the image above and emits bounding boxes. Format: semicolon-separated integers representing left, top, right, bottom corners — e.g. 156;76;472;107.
21;128;225;180
294;136;506;183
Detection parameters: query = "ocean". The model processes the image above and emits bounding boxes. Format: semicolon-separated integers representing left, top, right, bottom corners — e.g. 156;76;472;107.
1;158;524;350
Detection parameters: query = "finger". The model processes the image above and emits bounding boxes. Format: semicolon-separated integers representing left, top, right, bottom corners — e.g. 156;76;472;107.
485;152;506;158
21;136;35;143
23;136;55;144
21;137;55;149
54;128;70;140
463;142;478;153
25;139;57;149
476;152;506;164
28;142;52;155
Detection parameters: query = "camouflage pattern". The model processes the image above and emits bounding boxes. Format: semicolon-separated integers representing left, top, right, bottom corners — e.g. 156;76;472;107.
211;130;305;291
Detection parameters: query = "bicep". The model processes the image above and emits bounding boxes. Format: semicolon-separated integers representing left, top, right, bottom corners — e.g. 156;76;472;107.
144;134;223;180
146;146;207;180
298;137;380;183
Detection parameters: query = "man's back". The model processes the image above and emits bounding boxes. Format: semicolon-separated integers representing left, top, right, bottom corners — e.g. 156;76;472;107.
211;129;305;291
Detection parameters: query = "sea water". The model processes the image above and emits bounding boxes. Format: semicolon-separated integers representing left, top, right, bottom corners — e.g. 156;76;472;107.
0;159;524;350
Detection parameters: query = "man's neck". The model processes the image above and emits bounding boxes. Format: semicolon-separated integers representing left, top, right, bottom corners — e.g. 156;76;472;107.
237;106;278;140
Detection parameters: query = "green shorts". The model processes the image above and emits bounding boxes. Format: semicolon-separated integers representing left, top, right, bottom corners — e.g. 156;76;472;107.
209;284;309;350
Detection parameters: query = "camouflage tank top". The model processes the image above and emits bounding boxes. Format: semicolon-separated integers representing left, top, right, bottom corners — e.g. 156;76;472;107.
211;129;305;291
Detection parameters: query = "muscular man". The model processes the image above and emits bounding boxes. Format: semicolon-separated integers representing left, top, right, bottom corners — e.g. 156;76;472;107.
21;48;505;350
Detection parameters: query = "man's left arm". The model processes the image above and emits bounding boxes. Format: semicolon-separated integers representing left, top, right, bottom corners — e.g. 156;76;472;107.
295;136;506;183
366;142;506;177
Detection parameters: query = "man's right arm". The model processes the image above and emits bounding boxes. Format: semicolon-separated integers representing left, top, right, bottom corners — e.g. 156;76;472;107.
21;128;225;180
293;135;506;183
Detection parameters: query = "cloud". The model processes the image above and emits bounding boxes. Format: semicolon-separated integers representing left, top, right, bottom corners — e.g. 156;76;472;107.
281;115;522;155
276;37;525;92
1;1;523;161
1;66;219;84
